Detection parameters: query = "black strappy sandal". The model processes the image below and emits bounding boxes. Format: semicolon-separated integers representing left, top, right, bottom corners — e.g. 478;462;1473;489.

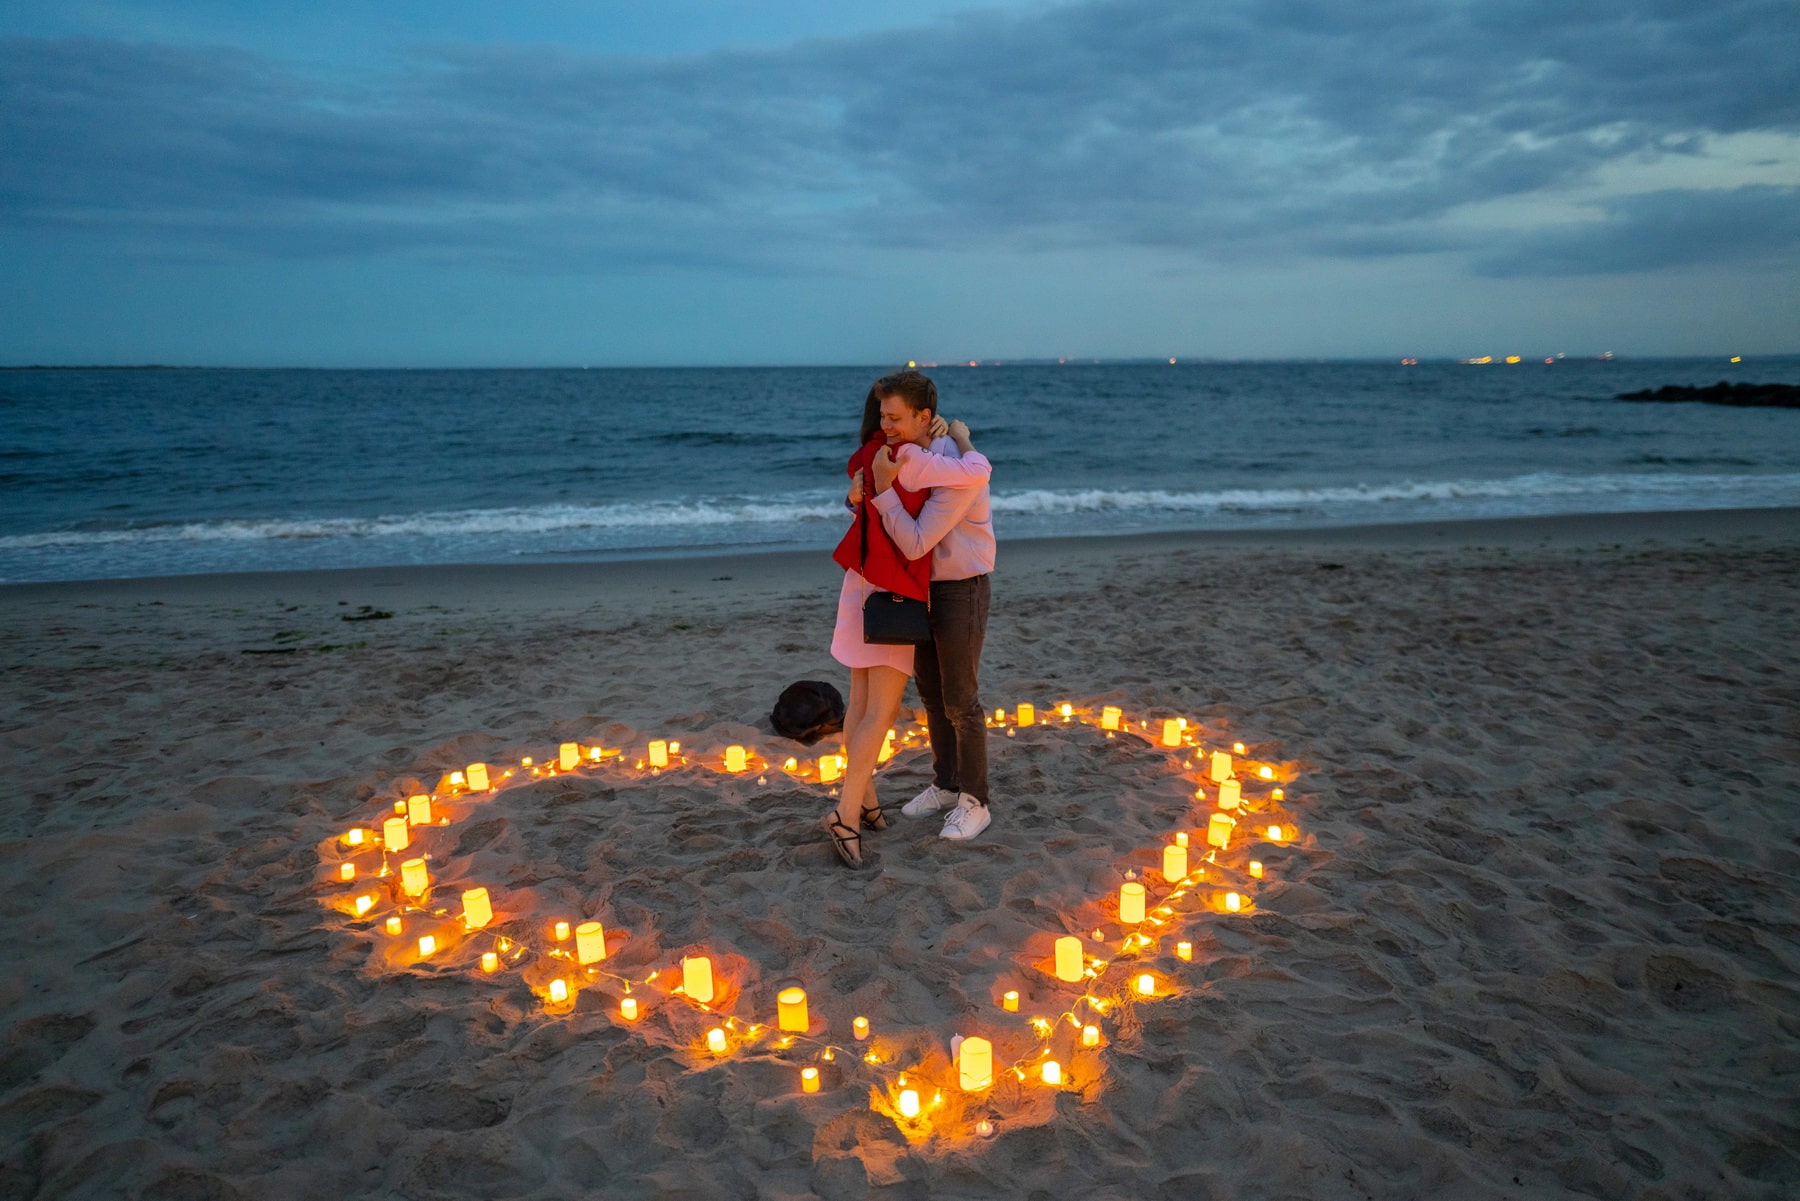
821;812;864;869
860;804;890;832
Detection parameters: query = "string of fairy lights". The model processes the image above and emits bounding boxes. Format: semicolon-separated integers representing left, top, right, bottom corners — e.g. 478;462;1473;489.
318;702;1299;1140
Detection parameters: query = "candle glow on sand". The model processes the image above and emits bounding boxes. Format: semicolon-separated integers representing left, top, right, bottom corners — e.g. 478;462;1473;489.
319;699;1301;1141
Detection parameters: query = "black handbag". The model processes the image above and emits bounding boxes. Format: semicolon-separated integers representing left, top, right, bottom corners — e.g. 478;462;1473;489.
858;492;932;645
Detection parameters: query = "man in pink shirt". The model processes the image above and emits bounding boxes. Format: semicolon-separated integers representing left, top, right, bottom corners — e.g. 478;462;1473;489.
865;374;998;842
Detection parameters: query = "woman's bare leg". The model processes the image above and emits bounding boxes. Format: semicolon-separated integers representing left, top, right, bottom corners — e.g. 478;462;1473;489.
838;665;908;832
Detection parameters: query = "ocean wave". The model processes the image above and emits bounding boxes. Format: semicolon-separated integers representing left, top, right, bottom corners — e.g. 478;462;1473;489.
5;471;1798;551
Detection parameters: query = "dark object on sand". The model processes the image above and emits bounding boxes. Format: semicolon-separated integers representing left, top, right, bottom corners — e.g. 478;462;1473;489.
341;606;394;622
771;680;846;744
1616;381;1800;409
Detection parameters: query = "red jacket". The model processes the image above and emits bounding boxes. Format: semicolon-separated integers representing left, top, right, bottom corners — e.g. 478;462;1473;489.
833;438;932;602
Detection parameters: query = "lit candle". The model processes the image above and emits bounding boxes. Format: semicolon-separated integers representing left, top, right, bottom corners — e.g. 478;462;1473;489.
994;707;1005;724
777;986;809;1032
466;762;490;791
449;771;465;788
1101;706;1122;730
480;951;499;972
1232;741;1246;754
958;1036;993;1090
559;742;580;771
683;955;716;1004
648;740;669;768
548;978;569;1004
725;745;747;773
407;794;432;826
1207;812;1234;849
1177;940;1193;961
898;1089;921;1119
1054;935;1084;983
1137;973;1155;996
354;894;374;917
1162;843;1188;883
1017;703;1035;727
1081;1024;1100;1048
400;857;429;897
1267;825;1285;842
1259;765;1275;780
1225;892;1243;913
976;1118;995;1138
1059;703;1073;719
877;730;895;763
345;828;365;847
1002;990;1019;1012
801;1067;820;1093
1249;860;1264;879
819;754;842;784
553;920;571;942
1175;830;1189;848
620;996;639;1020
1041;1060;1063;1086
852;1015;870;1040
1209;750;1232;783
385;916;403;936
1272;787;1285;801
1218;778;1241;811
462;887;492;929
1160;718;1181;747
383;816;410;853
1119;881;1146;924
338;862;356;882
521;757;533;768
418;934;436;958
575;920;607;965
705;1027;727;1054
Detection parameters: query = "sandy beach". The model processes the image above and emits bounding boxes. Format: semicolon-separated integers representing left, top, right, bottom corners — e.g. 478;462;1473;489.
3;507;1798;1200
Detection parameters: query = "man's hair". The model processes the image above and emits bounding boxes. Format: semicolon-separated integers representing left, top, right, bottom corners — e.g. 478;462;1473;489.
859;370;938;444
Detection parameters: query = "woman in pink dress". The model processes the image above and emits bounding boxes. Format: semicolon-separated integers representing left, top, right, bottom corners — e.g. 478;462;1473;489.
822;372;990;868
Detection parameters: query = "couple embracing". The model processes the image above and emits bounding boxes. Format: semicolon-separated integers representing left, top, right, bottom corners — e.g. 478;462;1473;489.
822;371;995;869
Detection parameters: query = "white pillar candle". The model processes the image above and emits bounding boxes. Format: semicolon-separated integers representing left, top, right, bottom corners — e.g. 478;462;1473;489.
683;955;716;1004
1162;843;1188;883
1249;860;1264;879
1225;892;1243;912
1119;881;1146;924
620;996;639;1020
1081;1024;1100;1048
400;857;429;897
417;934;436;958
819;754;842;784
559;742;579;770
1259;765;1275;780
1136;973;1154;995
575;920;607;965
1209;751;1233;783
354;894;374;917
898;1089;920;1119
1059;703;1073;719
1267;824;1285;842
1017;703;1035;727
852;1016;870;1040
1041;1060;1063;1085
1177;940;1193;961
1161;719;1181;747
1101;706;1122;730
1002;990;1019;1012
724;745;748;773
406;794;432;826
345;828;366;847
1174;831;1189;848
338;862;356;882
705;1027;727;1053
777;986;809;1032
466;762;490;791
1054;935;1084;982
647;740;669;768
480;951;498;972
383;816;410;853
1218;778;1241;811
1207;812;1234;849
462;887;492;929
548;978;569;1004
553;920;571;942
958;1036;993;1090
801;1066;820;1093
385;916;403;936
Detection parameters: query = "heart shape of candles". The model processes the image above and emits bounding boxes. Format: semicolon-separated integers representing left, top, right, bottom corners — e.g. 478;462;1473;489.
318;703;1298;1144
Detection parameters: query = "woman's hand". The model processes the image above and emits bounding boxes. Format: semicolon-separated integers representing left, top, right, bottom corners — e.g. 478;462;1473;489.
846;469;866;506
871;447;900;494
929;414;949;439
947;419;973;452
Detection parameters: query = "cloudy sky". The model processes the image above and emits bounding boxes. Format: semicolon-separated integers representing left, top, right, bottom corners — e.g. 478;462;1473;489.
3;0;1797;365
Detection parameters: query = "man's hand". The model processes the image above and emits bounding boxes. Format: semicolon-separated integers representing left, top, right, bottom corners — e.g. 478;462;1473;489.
870;446;900;494
846;469;865;506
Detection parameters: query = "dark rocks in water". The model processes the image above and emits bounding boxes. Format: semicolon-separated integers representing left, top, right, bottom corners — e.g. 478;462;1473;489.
1616;381;1800;408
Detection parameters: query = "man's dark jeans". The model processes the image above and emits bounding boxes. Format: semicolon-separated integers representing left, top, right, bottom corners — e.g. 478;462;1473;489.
915;574;991;805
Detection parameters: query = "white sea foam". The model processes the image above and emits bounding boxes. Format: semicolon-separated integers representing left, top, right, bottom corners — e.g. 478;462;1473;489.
4;471;1798;552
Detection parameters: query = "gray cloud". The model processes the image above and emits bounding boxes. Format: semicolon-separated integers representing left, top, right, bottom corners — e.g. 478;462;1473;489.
2;0;1796;274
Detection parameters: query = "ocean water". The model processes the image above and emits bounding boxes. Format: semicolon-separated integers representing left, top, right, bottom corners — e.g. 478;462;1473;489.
3;359;1798;583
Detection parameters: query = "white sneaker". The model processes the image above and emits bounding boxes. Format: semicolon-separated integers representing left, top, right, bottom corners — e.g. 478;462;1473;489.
903;783;956;817
939;796;991;842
